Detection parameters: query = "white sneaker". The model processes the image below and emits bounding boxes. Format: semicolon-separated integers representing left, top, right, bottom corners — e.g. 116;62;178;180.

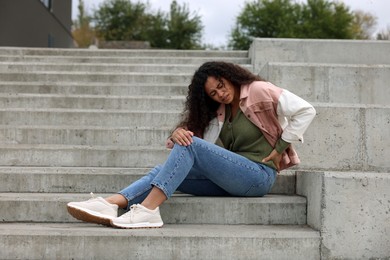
67;193;118;226
110;204;164;229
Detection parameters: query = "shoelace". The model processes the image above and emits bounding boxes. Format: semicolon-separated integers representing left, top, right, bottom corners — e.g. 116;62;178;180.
86;192;96;202
119;204;140;220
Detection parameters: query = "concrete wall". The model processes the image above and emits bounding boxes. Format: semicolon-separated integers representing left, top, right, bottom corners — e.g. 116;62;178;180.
259;62;390;105
250;38;390;72
297;171;390;259
0;0;73;48
250;38;390;259
294;104;390;172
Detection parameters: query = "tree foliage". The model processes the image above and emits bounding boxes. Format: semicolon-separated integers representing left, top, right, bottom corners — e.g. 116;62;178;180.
229;0;377;50
92;0;203;49
72;0;96;48
377;25;390;40
351;10;377;39
299;0;354;39
165;1;203;49
230;0;300;49
94;0;150;41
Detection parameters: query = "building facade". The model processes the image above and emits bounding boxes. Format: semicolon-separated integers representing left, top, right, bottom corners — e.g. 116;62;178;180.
0;0;74;48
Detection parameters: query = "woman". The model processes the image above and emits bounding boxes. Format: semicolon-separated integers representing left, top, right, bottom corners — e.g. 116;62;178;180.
67;61;316;229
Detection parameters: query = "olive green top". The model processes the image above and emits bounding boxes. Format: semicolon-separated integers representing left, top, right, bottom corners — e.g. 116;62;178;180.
218;106;290;170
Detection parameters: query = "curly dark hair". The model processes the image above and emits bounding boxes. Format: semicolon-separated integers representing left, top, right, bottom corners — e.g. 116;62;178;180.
176;61;264;137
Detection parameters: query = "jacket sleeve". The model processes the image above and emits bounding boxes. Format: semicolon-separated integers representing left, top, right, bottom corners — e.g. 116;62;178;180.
165;138;174;149
277;89;316;143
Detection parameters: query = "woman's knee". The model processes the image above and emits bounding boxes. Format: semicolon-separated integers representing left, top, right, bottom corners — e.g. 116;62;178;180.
171;136;204;154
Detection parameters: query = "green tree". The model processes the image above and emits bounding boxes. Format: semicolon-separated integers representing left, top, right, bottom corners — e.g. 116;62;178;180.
351;10;377;39
72;0;96;47
93;0;150;41
144;10;169;48
230;0;300;50
377;25;390;40
165;0;203;49
298;0;354;39
92;0;203;49
229;0;364;50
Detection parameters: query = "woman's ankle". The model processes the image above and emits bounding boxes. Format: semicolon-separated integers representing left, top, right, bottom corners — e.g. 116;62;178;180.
105;194;128;209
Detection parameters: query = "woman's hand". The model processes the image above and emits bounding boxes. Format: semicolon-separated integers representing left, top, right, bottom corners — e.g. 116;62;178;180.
170;128;194;146
262;149;282;172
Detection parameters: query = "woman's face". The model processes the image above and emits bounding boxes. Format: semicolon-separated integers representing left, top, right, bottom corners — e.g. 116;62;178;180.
204;76;236;104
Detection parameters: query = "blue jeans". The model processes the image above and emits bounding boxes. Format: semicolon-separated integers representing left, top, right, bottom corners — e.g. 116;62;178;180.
118;137;277;209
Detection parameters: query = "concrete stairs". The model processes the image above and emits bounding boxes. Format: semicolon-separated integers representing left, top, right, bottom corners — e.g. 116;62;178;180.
0;47;320;259
2;40;389;259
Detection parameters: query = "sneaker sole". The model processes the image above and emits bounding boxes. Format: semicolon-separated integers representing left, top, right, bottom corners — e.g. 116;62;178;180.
67;205;114;226
110;221;163;229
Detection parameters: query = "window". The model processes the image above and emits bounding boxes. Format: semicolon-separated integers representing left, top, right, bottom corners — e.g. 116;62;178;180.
41;0;52;11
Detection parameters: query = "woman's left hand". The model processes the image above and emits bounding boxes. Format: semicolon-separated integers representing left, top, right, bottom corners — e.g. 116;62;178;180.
262;149;282;172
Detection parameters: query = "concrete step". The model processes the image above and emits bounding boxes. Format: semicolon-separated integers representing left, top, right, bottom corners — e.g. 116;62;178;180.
0;62;201;74
250;38;390;71
0;144;169;167
0;82;188;95
260;62;390;105
0;108;180;127
0;125;171;146
0;55;251;65
0;223;320;259
297;171;390;259
0;47;249;57
1;104;389;172
0;62;252;74
0;167;296;195
0;193;307;225
0;93;185;110
0;71;192;84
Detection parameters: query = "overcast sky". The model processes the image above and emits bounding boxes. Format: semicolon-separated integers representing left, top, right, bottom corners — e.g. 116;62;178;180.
72;0;390;46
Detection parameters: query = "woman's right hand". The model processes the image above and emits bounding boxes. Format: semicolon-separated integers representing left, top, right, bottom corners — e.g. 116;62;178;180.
170;128;194;146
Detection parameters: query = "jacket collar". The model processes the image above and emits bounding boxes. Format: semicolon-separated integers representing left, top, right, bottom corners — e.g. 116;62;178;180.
240;84;250;100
